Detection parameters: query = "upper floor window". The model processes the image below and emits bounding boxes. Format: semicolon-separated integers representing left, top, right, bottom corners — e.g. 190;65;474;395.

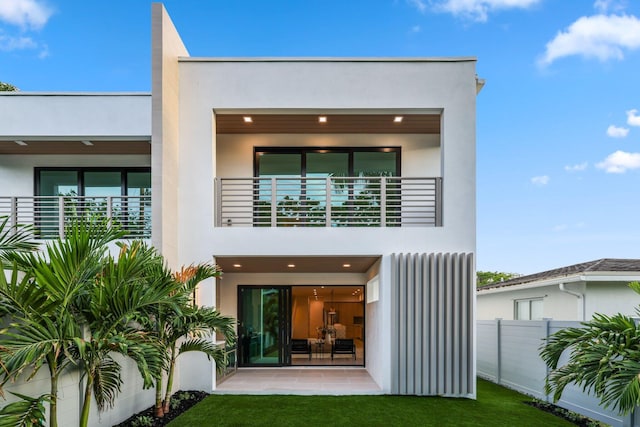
254;148;400;178
36;167;151;197
515;298;543;320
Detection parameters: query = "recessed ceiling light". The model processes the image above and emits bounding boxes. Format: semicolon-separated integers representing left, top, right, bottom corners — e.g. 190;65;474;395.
394;116;403;123
232;264;242;268
243;116;253;123
81;140;93;146
343;263;351;268
287;264;296;268
318;116;327;123
14;140;27;146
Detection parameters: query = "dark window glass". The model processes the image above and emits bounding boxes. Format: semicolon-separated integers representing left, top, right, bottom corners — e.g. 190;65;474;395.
353;151;397;177
39;171;78;196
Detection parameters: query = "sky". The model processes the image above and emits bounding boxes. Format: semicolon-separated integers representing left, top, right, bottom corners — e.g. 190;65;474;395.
1;0;639;275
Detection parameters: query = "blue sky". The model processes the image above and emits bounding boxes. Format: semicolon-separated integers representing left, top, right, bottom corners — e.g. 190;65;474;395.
1;0;639;274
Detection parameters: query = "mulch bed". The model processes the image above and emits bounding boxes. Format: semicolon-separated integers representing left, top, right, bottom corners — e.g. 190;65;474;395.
113;391;208;427
525;400;605;426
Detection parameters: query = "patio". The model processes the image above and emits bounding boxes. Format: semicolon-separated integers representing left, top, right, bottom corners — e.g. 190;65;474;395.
215;368;382;395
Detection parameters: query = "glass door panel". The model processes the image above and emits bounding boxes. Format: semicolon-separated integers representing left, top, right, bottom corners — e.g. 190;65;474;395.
306;152;349;225
37;170;79;237
126;172;151;236
84;171;122;197
256;153;302;226
238;286;291;366
83;171;122;224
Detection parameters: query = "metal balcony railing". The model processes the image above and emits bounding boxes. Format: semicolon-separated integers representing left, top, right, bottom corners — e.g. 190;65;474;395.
0;195;151;239
215;177;442;227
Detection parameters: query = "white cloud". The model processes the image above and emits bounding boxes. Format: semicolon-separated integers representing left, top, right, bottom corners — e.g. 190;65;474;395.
407;0;427;13
596;150;640;173
564;162;588;172
552;224;568;232
594;0;628;13
0;0;52;29
539;14;640;66
411;25;422;33
531;175;550;185
607;124;629;137
430;0;542;22
0;34;37;51
627;109;640;126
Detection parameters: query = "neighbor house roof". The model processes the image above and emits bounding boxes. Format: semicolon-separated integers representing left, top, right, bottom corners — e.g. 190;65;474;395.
478;258;640;291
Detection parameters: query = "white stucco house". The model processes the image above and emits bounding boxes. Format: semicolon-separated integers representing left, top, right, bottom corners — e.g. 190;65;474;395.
477;259;640;321
0;2;481;415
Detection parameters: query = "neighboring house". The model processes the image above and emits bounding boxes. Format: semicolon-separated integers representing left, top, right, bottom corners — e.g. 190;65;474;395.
0;4;482;397
477;259;640;321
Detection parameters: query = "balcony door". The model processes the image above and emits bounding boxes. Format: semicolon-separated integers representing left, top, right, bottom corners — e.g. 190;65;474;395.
254;148;399;226
238;286;292;366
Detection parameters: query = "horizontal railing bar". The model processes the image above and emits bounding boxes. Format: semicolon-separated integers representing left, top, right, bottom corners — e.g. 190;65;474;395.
217;176;442;228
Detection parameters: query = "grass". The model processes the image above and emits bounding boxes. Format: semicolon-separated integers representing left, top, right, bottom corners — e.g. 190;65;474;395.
167;379;575;426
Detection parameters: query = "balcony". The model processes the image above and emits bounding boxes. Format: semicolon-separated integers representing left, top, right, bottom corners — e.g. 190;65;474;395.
0;195;151;239
215;177;442;227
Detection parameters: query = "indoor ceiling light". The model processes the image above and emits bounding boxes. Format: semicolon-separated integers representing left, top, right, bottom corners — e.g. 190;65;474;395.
318;116;327;123
394;116;403;123
343;263;351;268
243;116;253;123
232;264;242;268
81;140;93;146
14;140;27;146
287;264;296;268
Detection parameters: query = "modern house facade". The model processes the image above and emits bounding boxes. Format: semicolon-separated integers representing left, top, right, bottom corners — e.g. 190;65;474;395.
477;259;640;321
0;2;480;401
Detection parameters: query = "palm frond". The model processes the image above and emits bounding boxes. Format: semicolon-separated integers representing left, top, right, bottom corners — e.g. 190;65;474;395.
540;311;640;414
0;392;50;427
91;355;123;412
178;338;227;374
0;216;38;262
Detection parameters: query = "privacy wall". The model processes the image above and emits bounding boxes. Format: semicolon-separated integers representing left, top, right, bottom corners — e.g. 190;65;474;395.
390;252;474;396
477;319;638;427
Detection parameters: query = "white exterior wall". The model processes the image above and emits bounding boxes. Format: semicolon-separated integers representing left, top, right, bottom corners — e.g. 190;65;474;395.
167;58;477;393
477;285;580;321
0;356;155;426
175;59;476;262
477;281;640;321
0;94;150;140
216;134;441;178
585;282;640;318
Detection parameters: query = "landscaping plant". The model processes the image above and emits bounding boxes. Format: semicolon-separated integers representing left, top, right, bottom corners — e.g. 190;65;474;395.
540;281;640;415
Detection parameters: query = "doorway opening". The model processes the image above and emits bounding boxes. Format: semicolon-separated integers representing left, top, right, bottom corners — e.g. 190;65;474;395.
237;285;365;367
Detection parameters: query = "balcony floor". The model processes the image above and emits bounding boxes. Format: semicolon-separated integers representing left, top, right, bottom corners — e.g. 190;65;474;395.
215;368;382;395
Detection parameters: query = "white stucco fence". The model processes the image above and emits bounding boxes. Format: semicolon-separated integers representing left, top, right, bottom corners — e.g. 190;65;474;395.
477;319;640;427
0;354;157;426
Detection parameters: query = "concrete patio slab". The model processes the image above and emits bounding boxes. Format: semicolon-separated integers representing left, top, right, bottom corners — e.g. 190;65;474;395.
214;368;383;395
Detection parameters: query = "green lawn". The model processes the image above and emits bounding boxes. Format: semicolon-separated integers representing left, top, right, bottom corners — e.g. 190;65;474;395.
168;379;575;426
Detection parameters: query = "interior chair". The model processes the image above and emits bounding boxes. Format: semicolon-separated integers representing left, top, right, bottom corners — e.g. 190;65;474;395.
291;339;312;360
331;338;356;360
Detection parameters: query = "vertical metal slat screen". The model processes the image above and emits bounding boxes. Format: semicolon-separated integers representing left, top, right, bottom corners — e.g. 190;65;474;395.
391;252;474;396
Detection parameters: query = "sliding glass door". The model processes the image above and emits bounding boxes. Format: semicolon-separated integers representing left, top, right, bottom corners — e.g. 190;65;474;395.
238;286;291;366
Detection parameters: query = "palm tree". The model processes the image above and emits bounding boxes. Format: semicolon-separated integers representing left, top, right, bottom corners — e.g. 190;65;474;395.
141;264;235;417
74;241;182;427
540;281;640;415
0;219;122;427
0;220;184;427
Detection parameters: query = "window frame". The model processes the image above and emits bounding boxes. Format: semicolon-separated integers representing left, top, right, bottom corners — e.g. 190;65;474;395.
514;298;544;320
34;167;151;197
253;147;401;178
